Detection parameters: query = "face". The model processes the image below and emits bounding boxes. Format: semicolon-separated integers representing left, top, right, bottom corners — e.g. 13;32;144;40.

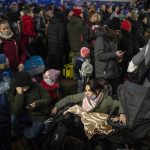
101;5;106;11
19;86;30;92
115;6;119;12
90;13;101;23
143;17;148;24
84;85;95;100
0;22;11;36
39;10;44;17
107;6;112;13
28;11;34;17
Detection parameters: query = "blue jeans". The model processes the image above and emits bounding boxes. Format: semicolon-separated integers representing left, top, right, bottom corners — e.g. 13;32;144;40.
11;114;44;139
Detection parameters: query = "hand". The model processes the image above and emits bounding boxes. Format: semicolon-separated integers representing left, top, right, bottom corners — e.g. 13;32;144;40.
119;114;126;125
111;117;119;122
16;87;23;94
18;64;24;72
116;51;124;58
51;107;58;116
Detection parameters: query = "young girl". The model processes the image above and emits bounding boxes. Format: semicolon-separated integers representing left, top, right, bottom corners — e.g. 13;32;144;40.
0;15;27;73
74;47;92;93
40;69;61;103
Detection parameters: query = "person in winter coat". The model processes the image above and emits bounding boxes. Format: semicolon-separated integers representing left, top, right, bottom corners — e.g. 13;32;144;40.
9;71;51;140
82;10;101;69
128;40;150;87
118;19;133;78
101;5;113;25
6;2;20;35
67;7;83;64
40;69;61;103
82;10;101;48
33;6;46;58
74;47;91;93
94;17;124;97
51;79;126;141
47;8;65;70
21;5;36;55
0;15;27;73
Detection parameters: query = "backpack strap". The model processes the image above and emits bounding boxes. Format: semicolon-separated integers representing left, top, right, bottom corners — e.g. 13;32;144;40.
77;57;85;62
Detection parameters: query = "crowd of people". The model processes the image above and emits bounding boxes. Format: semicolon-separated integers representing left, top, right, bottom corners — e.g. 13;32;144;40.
0;0;150;150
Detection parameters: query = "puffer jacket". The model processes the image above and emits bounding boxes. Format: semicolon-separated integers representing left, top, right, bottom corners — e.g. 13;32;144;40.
67;16;82;52
47;15;65;55
94;33;120;79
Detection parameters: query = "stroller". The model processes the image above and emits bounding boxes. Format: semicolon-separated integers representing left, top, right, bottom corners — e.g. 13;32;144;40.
88;81;150;150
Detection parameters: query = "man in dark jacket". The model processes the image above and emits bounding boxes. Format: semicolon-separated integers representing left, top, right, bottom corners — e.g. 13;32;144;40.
9;71;51;139
67;7;83;65
47;8;65;70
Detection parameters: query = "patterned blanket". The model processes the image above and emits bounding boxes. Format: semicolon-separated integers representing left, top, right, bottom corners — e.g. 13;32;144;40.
64;105;113;139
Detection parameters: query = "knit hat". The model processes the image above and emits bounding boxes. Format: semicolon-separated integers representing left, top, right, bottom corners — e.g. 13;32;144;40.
121;20;131;32
80;47;90;58
15;71;32;87
73;8;82;17
43;69;61;82
107;17;121;30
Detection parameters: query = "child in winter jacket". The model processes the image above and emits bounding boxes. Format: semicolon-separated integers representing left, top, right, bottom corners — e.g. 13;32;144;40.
74;47;92;93
0;15;27;73
40;69;61;103
21;5;36;55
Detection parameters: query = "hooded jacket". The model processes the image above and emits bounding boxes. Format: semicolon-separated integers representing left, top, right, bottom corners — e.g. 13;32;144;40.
21;15;36;46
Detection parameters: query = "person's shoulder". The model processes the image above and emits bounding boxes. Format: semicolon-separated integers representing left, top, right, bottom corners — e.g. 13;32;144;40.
77;56;84;61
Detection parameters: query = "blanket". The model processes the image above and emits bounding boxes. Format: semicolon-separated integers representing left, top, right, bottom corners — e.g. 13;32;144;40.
64;105;113;139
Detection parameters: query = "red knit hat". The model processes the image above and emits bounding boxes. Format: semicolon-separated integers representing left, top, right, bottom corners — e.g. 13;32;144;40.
73;8;82;17
121;20;131;32
80;47;90;58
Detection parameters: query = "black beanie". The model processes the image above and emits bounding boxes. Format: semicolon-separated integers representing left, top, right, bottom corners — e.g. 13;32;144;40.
107;17;121;30
15;71;32;87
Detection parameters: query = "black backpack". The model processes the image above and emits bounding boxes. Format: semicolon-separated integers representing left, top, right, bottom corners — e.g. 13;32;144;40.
42;118;68;150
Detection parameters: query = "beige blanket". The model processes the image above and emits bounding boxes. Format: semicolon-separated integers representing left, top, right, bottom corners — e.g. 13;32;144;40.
64;105;113;139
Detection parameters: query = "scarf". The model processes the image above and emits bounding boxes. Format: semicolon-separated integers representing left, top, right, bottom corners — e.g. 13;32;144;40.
82;92;103;112
0;31;14;40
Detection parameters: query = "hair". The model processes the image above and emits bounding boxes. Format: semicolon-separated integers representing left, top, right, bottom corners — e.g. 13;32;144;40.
85;79;104;96
0;14;9;25
23;5;33;15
